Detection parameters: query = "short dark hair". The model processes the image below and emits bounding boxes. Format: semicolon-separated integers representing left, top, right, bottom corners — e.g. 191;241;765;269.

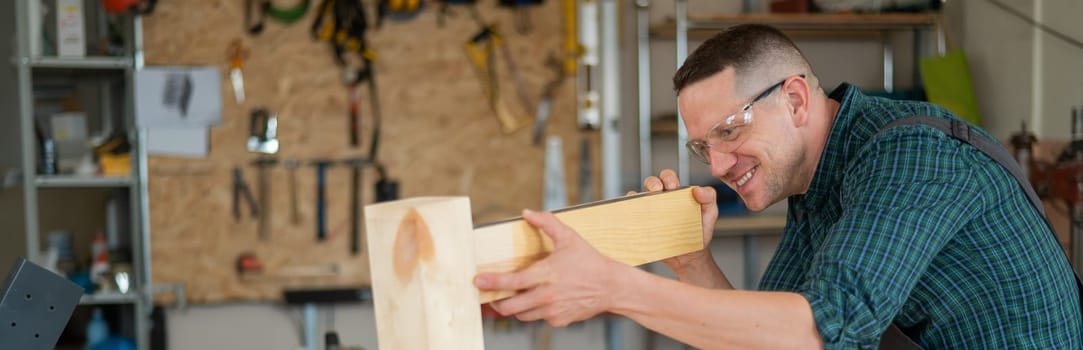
673;24;809;95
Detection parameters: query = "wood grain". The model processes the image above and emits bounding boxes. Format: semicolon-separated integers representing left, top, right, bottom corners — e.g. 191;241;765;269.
473;188;704;302
365;197;484;350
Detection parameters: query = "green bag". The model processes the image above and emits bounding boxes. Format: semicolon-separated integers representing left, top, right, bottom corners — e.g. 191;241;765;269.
919;49;982;126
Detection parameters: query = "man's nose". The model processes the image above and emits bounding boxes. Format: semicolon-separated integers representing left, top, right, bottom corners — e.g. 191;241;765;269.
708;150;737;180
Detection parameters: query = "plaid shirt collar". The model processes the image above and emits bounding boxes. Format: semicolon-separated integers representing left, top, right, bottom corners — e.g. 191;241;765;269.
794;82;862;214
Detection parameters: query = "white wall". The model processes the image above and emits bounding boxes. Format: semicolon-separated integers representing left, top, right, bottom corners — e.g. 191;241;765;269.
963;0;1083;139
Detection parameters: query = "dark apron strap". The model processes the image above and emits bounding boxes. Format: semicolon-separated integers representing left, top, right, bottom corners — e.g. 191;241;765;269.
874;116;1083;350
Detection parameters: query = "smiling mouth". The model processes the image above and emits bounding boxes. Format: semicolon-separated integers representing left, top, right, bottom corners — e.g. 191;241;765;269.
735;166;757;187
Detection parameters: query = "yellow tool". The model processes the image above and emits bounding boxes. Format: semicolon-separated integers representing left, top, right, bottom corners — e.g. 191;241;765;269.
561;0;579;76
464;26;527;134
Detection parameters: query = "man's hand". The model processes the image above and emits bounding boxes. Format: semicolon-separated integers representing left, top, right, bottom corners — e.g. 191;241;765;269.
473;209;624;327
640;170;719;278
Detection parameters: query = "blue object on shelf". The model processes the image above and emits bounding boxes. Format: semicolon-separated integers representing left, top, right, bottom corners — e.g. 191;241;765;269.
69;271;96;294
91;336;135;350
85;308;109;349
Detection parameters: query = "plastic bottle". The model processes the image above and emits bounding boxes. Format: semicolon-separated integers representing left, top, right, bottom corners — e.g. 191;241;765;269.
90;232;111;290
85;308;109;350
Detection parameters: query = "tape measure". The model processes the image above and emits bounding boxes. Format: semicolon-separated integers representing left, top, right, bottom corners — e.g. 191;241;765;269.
266;0;310;23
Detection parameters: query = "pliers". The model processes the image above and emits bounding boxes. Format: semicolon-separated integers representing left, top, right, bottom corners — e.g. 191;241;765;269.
233;167;259;221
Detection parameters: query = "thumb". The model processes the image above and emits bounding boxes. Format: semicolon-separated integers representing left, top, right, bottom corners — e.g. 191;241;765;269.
522;209;574;247
693;186;717;205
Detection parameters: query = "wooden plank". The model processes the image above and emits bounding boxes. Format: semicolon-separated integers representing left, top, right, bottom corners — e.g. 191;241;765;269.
473;188;704;303
365;197;484;350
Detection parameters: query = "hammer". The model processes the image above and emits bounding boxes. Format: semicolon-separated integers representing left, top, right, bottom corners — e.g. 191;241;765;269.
251;157;278;241
310;160;334;241
342;157;372;255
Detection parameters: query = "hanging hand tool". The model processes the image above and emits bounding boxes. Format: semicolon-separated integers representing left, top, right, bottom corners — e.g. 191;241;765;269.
374;164;399;203
311;160;333;241
312;0;370;82
498;0;544;35
343;158;371;255
227;40;249;105
349;53;383;155
349;83;362;147
560;0;579;76
311;0;383;150
496;36;534;123
578;136;593;203
252;157;278;241
532;55;567;146
436;0;477;27
245;0;268;35
285;159;302;226
232;167;259;221
247;108;280;154
577;0;600;130
362;56;382;160
542;136;567;210
465;26;528;133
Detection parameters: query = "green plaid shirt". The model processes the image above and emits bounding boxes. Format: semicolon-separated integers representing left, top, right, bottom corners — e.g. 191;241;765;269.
758;83;1082;349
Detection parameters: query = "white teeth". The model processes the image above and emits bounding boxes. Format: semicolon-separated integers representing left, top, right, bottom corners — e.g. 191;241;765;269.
736;167;756;187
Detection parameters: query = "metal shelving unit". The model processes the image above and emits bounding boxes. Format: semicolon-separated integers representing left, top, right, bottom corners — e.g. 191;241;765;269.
3;1;151;349
79;292;142;306
36;175;135;188
24;56;133;70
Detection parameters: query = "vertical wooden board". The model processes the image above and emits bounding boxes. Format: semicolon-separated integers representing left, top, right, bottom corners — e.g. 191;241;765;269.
473;188;704;302
365;197;483;350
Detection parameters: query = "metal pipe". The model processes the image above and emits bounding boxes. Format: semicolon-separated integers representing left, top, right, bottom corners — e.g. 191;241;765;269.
882;38;894;93
675;0;689;186
601;0;621;199
132;13;152;350
304;303;318;350
15;0;41;264
637;0;652;182
1030;0;1043;135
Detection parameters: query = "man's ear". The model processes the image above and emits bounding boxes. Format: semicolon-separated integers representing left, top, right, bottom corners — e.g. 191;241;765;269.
784;76;810;127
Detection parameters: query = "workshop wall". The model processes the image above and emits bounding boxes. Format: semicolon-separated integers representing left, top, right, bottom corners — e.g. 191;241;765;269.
143;0;585;303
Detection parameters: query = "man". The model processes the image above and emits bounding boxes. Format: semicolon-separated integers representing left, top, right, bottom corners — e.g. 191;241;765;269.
474;24;1082;348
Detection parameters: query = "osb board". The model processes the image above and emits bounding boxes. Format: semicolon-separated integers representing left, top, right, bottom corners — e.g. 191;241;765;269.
143;0;593;303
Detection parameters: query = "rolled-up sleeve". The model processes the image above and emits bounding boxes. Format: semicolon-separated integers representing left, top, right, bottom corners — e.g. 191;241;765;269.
799;131;982;349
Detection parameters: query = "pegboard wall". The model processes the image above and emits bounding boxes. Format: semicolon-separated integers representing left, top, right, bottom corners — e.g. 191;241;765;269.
144;0;592;303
